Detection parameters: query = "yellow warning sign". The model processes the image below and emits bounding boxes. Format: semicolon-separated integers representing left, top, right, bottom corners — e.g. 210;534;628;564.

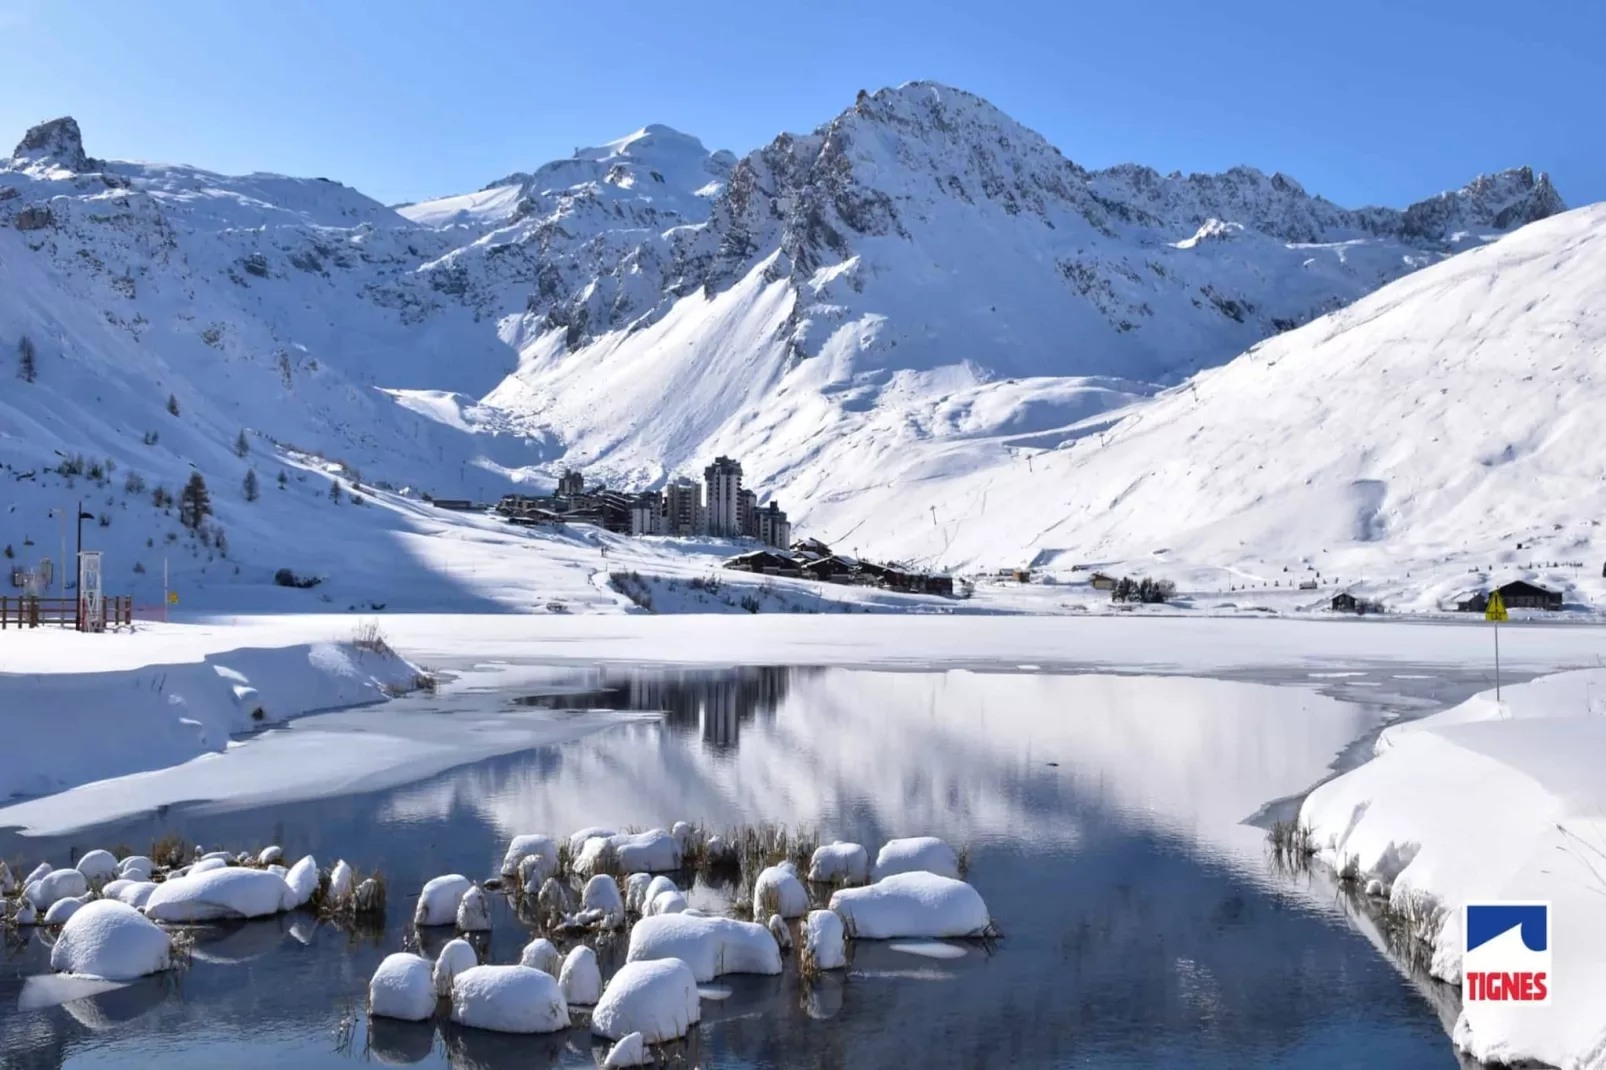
168;591;179;605
1485;589;1508;622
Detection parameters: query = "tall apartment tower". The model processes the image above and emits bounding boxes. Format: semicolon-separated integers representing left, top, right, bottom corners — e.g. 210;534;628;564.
663;478;704;536
703;456;744;537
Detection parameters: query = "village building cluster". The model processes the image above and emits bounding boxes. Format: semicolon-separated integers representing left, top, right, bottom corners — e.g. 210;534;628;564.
494;456;792;549
724;537;957;597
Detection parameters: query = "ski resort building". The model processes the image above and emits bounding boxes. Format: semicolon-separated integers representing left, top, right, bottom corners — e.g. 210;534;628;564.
704;456;744;537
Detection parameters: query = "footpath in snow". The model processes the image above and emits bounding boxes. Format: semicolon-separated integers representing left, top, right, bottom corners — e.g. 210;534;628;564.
1301;667;1606;1068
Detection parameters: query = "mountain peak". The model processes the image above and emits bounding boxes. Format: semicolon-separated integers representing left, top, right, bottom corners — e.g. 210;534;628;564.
12;116;97;173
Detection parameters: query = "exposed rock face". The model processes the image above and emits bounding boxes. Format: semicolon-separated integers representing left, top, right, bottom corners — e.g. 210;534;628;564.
13;205;54;231
13;117;97;173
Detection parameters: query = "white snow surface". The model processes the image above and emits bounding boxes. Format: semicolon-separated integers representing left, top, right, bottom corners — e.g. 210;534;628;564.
558;944;601;1005
433;938;478;999
500;834;557;876
603;1032;649;1068
582;875;625;929
590;959;701;1043
74;850;118;884
44;897;87;925
873;837;960;881
413;874;472;927
283;855;318;908
804;909;848;970
29;868;88;909
48;900;172;980
808;842;869;884
626;913;782;982
142;867;292;921
367;953;437;1022
752;862;808;919
449;965;570;1034
1300;668;1606;1069
829;872;990;939
518;937;561;977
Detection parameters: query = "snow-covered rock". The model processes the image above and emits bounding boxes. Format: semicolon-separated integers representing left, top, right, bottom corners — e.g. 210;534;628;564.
611;829;681;873
501;834;558;877
627;913;782;982
603;1031;649;1068
671;822;696;856
558;944;601;1005
49;900;172;980
624;873;653;913
368;953;437;1021
804;909;847;969
768;914;792;951
100;879;134;900
25;862;52;885
199;851;233;863
450;965;570;1034
328;860;355;902
413;874;472;926
30;868;89;910
569;827;616;855
582;874;625;929
703;835;736;868
0;860;15;894
455;886;491;932
45;896;88;925
111;881;158;910
144;867;293;921
752;862;808;919
873;837;959;881
74;850;119;884
829;871;990;938
258;846;283;866
518;937;562;976
14;901;37;926
591;959;700;1042
117;857;152;881
353;877;385;914
268;865;288;878
646;889;687;916
283;855;319;909
808;842;869;884
535;876;574;917
190;857;228;875
433;937;478;998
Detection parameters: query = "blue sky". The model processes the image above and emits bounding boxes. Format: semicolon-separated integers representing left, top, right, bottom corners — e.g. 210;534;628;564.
2;0;1599;209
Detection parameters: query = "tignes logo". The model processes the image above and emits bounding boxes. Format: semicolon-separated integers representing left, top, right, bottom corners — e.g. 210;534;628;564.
1463;902;1551;1004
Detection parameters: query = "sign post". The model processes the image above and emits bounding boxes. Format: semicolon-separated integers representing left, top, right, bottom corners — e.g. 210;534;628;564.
1486;589;1508;701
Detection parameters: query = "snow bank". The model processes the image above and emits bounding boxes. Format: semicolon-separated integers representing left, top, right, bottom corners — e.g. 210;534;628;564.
626;913;782;982
368;953;437;1022
752;862;808;919
414;874;472;926
49;901;172;980
603;1032;648;1068
559;945;601;1005
873;837;959;880
804;909;847;970
29;868;88;909
0;640;422;800
75;850;119;884
501;834;557;877
456;886;491;931
808;842;869;884
1299;667;1606;1069
591;959;700;1043
829;872;990;939
144;867;293;921
283;855;319;908
433;938;478;998
582;875;625;929
450;965;570;1034
518;937;561;976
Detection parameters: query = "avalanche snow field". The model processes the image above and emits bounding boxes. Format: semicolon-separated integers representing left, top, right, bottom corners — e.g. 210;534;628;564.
3;613;1603;1068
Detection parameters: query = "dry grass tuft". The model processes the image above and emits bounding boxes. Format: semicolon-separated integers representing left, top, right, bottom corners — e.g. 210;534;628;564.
149;833;193;870
350;619;392;657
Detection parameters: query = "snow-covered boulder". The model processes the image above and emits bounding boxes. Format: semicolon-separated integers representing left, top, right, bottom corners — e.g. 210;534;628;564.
0;861;14;895
569;827;616;854
25;862;52;885
672;822;696;856
501;834;557;876
368;953;436;1022
101;879;134;900
30;868;89;910
624;873;653;913
144;868;292;921
517;851;558;889
704;835;736;868
647;889;687;916
354;878;385;914
49;901;172;980
612;830;681;873
117;856;153;881
328;860;355;902
768;914;792;951
112;882;158;910
591;959;700;1042
258;846;283;866
643;875;677;905
190;857;229;875
752;862;808;919
455;886;491;932
199;850;233;863
829;872;989;938
559;944;601;1005
804;909;847;969
627;913;782;982
809;842;869;884
14;901;37;926
75;850;119;884
518;937;562;976
450;966;570;1034
268;865;288;878
603;1032;648;1068
582;875;625;929
873;837;960;880
413;874;472;926
45;896;88;925
433;937;477;998
283;855;319;909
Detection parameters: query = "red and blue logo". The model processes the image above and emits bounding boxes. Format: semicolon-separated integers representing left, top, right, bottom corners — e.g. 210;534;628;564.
1463;902;1551;1004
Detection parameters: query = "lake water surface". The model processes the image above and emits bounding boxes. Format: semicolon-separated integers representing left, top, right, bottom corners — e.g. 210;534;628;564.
1;665;1478;1068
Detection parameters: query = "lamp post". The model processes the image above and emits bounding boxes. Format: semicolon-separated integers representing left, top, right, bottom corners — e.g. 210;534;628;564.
74;500;93;629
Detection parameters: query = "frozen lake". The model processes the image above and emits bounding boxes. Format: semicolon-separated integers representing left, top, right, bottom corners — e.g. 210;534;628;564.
0;662;1493;1068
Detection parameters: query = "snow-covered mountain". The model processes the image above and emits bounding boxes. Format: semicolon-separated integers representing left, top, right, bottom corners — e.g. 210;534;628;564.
0;86;1582;611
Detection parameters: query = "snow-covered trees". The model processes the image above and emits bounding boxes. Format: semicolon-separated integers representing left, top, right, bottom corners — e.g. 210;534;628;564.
329;480;342;504
166;394;180;416
243;469;259;502
276;471;288;491
16;336;36;382
234;429;249;457
179;473;212;530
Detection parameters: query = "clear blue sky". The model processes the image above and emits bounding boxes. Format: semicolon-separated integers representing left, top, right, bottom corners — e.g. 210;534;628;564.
3;0;1599;210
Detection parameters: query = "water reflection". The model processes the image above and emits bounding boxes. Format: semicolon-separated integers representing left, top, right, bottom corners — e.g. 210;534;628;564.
0;666;1466;1069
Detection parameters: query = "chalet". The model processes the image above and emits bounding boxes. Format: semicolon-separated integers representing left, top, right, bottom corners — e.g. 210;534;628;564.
1298;579;1318;591
791;538;833;560
1455;592;1488;613
920;574;956;597
1331;592;1360;613
1496;580;1563;611
1089;572;1116;591
431;498;477;511
801;556;858;583
724;549;801;576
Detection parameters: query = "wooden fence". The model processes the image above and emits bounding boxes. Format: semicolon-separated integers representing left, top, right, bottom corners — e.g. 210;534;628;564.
0;595;133;630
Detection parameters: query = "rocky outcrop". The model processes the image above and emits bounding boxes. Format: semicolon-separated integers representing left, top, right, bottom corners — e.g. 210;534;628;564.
12;117;98;173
